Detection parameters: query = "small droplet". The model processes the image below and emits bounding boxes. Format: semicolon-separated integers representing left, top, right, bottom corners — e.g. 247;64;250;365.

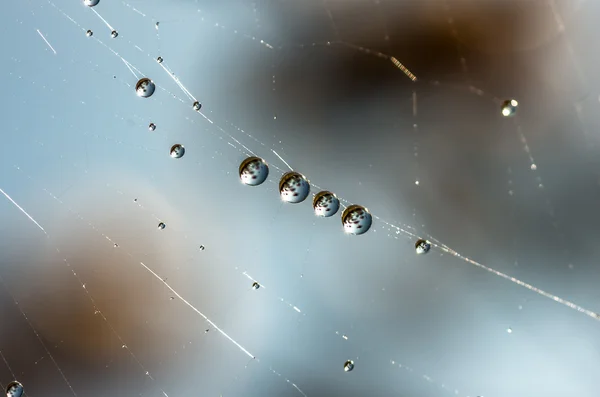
5;381;24;397
193;101;202;111
158;222;166;230
199;245;205;251
415;239;431;254
341;205;373;235
252;282;260;290
155;22;160;29
170;144;185;159
507;327;513;333
148;123;156;131
156;56;163;64
83;0;99;7
313;191;340;218
111;30;118;39
239;156;269;186
279;171;310;204
501;99;518;117
343;360;354;372
135;77;156;98
86;29;93;37
530;164;537;170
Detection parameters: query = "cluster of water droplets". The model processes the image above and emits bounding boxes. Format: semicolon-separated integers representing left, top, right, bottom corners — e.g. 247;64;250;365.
7;0;599;395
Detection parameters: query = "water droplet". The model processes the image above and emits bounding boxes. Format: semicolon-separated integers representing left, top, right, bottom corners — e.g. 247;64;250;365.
155;22;160;29
5;381;24;397
86;29;93;37
239;156;269;186
415;239;431;254
199;245;205;251
343;360;354;372
157;222;166;230
156;56;163;64
252;282;260;290
170;144;185;159
507;327;513;333
110;30;118;39
192;101;202;111
135;77;156;98
148;123;156;131
501;99;518;117
341;205;372;235
83;0;99;7
530;164;537;170
279;171;310;203
313;191;340;217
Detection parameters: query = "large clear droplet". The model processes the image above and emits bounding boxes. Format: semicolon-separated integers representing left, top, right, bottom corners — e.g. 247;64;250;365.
192;101;202;111
279;171;310;203
148;123;156;131
239;156;269;186
170;144;185;159
110;30;118;39
86;29;93;37
5;381;24;397
501;99;518;117
83;0;99;7
341;205;372;235
415;239;431;254
135;77;156;98
157;222;166;230
313;191;340;217
343;360;354;372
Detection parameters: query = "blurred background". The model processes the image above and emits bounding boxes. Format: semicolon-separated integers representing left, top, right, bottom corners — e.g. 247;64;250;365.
1;0;600;396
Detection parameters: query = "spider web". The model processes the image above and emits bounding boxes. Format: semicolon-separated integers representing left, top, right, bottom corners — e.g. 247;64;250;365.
1;0;599;396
